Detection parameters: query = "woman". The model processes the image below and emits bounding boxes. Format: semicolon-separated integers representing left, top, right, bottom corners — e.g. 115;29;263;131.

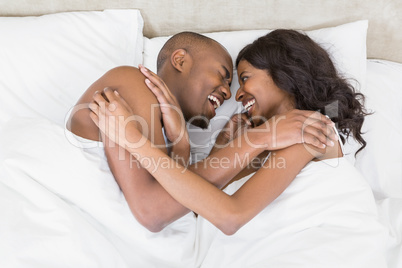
89;30;369;235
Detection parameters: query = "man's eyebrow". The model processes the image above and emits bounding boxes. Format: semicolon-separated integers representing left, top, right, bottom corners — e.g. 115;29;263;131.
222;65;232;86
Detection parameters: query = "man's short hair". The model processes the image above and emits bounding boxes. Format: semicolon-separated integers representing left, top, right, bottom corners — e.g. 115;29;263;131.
156;32;217;72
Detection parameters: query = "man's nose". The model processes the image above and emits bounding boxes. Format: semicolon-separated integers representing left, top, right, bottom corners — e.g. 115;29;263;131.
221;84;231;100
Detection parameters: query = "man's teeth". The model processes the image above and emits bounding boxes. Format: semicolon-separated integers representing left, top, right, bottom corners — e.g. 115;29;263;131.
244;99;255;111
208;95;221;109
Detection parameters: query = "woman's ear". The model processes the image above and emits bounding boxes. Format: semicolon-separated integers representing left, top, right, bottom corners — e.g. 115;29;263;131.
170;49;188;72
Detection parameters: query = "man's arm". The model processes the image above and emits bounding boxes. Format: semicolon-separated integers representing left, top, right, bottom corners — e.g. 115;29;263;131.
69;66;192;232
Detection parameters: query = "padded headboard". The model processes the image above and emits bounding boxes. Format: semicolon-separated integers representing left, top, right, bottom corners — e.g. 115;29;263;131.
1;0;401;63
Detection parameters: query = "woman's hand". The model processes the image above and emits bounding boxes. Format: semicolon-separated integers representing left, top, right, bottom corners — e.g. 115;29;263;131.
252;109;338;151
89;88;145;149
138;64;188;145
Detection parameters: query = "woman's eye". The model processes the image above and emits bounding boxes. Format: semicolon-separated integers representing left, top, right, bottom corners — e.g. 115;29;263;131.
241;76;248;82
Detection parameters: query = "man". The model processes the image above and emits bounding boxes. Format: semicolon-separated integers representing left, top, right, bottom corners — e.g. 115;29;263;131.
68;32;334;232
68;32;234;232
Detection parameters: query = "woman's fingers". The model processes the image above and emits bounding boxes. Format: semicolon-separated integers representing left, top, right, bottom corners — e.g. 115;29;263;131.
92;90;108;106
88;102;99;116
88;97;109;138
91;87;132;118
139;64;175;100
89;110;100;128
93;89;119;116
139;65;166;91
89;89;116;136
88;100;101;129
145;78;169;105
139;65;167;89
102;87;116;101
102;87;133;114
112;90;132;111
90;87;143;147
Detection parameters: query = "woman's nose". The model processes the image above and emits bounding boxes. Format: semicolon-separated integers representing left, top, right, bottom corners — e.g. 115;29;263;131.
235;87;244;102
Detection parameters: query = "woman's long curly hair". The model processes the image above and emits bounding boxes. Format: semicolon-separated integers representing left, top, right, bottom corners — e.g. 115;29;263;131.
236;29;369;155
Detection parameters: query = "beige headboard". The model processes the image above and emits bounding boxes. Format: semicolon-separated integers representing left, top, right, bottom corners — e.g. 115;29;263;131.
1;0;401;63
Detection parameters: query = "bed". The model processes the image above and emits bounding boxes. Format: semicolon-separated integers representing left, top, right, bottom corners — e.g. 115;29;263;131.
0;1;401;267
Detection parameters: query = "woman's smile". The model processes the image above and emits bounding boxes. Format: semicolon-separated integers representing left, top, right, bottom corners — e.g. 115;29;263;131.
236;59;295;123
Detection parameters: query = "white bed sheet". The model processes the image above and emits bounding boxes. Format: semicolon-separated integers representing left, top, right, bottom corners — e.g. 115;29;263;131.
377;198;402;268
361;59;402;268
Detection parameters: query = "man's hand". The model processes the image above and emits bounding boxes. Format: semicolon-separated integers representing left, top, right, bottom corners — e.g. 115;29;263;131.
212;113;252;153
252;109;337;151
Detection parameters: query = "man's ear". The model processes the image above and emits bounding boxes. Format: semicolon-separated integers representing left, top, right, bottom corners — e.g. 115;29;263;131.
170;48;188;72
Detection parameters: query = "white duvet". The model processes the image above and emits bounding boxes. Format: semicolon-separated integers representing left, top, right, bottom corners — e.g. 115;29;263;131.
0;118;196;268
0;117;397;267
195;158;388;267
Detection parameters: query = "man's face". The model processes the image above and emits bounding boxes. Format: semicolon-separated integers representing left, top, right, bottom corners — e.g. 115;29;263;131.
178;45;233;129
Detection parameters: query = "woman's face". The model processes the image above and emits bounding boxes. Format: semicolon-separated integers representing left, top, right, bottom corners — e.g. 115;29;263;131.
235;60;295;126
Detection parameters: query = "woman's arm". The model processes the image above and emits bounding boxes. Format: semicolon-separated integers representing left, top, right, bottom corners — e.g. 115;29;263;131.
89;89;320;235
138;65;337;189
141;144;313;235
140;67;190;165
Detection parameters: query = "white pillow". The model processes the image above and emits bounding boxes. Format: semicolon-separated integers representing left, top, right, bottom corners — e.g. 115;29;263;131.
0;9;144;131
143;21;368;163
355;59;402;199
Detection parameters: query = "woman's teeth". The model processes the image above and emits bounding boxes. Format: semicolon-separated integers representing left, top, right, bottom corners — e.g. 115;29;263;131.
208;95;221;109
244;99;255;111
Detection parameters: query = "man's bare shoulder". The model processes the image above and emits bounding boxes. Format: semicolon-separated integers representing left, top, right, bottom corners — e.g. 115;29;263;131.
103;66;143;82
104;66;160;109
99;66;146;91
68;66;162;140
